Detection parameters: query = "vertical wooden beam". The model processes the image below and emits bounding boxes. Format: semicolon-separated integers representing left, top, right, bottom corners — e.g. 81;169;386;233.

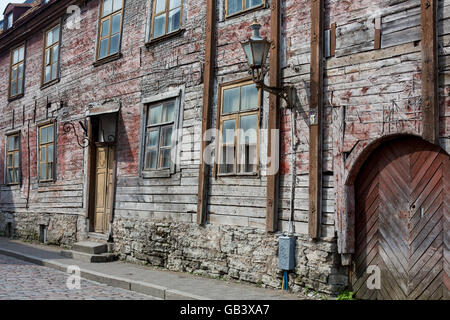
309;0;324;239
330;22;336;57
421;0;439;144
266;0;281;232
197;0;216;225
374;18;381;50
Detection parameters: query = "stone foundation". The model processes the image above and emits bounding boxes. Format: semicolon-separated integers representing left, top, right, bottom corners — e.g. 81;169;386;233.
0;211;78;246
112;217;349;295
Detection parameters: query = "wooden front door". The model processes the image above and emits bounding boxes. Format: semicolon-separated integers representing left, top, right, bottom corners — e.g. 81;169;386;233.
352;137;449;300
93;144;115;234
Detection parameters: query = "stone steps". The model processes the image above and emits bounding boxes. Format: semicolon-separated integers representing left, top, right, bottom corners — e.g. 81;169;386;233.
60;250;116;263
61;240;116;263
72;241;108;254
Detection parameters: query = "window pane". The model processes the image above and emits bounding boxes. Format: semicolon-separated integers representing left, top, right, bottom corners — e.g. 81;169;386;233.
153;14;165;38
14;169;20;183
46;30;53;47
52;45;59;63
47;125;54;142
228;0;242;15
163;102;175;122
110;34;120;54
99;38;109;59
101;19;110;38
160;149;171;168
102;0;113;17
12;66;17;80
146;130;159;147
40;164;46;180
45;66;51;83
17;79;23;95
240;114;258;144
160;127;172;147
13;152;19;167
8;137;14;151
52;27;60;43
239;114;258;173
222;87;239;114
220;145;235;174
7;169;13;183
246;0;262;9
155;0;166;14
52;62;58;80
18;63;23;80
168;8;181;33
240;84;258;111
113;0;122;11
19;47;24;61
149;105;162;124
11;81;17;96
7;154;13;167
47;163;53;180
145;150;157;169
40;147;47;162
111;13;121;34
48;145;54;163
13;50;19;64
14;135;20;149
170;0;181;9
222;119;235;144
40;128;47;144
45;49;51;65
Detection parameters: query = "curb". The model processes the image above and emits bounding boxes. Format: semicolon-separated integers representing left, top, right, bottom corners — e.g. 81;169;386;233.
0;247;211;300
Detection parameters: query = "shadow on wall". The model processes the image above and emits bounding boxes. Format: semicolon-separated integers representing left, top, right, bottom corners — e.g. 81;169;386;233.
0;187;48;244
0;185;17;240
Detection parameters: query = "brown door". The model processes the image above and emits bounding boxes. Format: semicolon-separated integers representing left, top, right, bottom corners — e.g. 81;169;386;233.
93;145;115;234
352;137;449;300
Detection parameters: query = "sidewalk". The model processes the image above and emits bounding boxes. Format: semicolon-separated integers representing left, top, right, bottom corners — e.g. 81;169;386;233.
0;238;307;300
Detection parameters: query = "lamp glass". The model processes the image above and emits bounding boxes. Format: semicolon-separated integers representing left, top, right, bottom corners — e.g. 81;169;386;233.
251;41;265;67
242;42;253;66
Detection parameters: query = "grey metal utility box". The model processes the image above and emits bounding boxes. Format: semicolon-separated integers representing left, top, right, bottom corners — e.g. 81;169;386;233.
278;235;296;270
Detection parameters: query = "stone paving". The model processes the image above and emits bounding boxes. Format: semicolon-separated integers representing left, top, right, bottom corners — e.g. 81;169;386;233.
0;254;154;300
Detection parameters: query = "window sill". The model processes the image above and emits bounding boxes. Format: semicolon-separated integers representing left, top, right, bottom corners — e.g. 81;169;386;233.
93;52;122;67
141;169;172;179
145;28;185;47
216;172;259;178
41;78;60;90
1;184;21;191
8;93;24;102
225;5;266;20
38;180;56;188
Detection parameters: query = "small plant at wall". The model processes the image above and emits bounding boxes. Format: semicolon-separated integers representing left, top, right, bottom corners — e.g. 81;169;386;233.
303;285;310;295
337;290;355;300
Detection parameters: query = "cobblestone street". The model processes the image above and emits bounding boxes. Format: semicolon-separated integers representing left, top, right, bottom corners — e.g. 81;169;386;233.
0;254;154;300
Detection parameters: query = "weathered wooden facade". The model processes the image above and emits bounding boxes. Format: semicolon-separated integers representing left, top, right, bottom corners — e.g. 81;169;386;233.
0;0;448;299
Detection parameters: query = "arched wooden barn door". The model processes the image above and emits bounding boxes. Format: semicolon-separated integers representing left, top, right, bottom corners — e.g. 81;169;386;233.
351;137;449;300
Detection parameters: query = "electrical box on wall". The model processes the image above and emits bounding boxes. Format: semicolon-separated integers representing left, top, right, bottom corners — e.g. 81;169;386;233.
278;235;296;270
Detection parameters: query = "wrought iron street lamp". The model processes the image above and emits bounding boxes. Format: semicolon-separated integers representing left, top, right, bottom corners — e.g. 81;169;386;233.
241;19;294;107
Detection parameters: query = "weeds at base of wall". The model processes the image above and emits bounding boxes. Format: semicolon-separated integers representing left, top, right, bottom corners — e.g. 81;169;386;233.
337;290;355;300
